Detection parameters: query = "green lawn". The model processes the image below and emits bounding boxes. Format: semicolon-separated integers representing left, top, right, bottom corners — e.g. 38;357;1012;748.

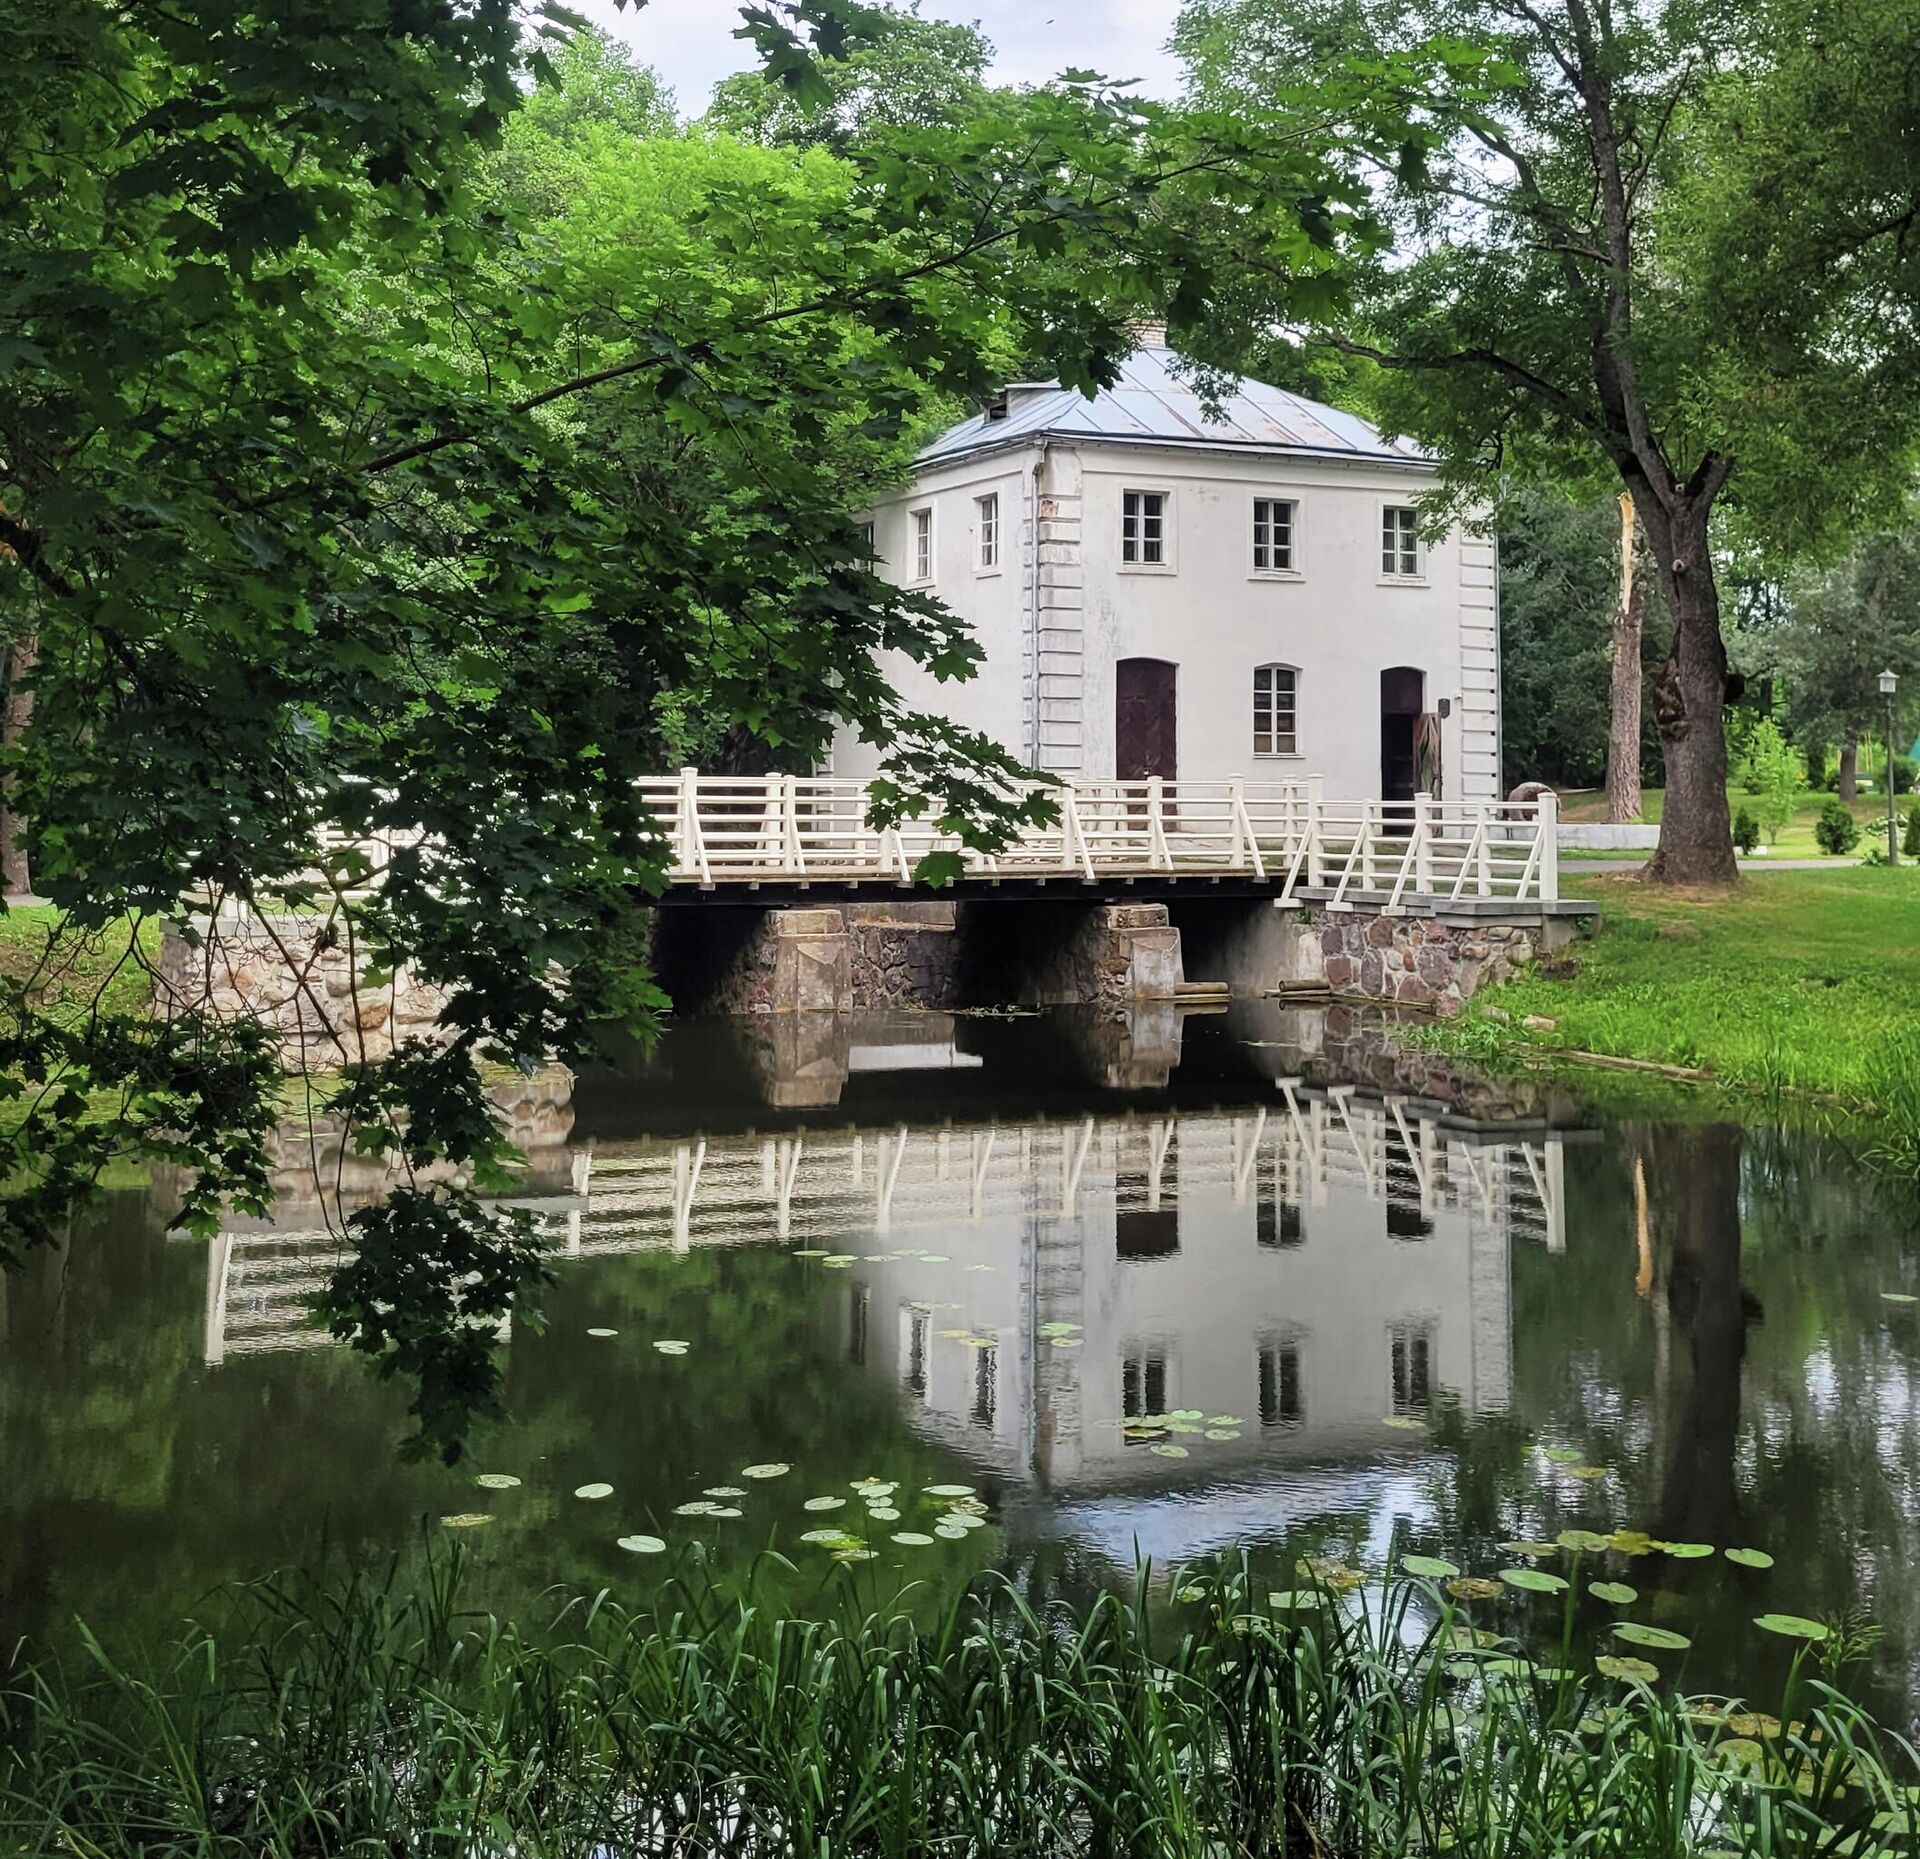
0;904;158;1023
1557;786;1906;860
1437;867;1920;1169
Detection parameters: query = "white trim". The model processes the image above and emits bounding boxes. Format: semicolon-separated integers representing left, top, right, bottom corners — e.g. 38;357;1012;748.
973;490;1001;576
1249;494;1304;581
907;504;935;587
1252;662;1301;759
1118;484;1176;574
1378;501;1426;583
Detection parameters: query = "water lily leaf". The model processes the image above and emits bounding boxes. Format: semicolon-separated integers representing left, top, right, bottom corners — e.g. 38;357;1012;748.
1613;1623;1690;1651
1556;1530;1612;1553
441;1512;494;1529
852;1478;896;1492
574;1483;614;1501
1608;1530;1658;1556
1168;1420;1204;1435
704;1486;746;1499
1298;1558;1365;1591
1051;1337;1083;1349
791;1249;830;1259
473;1473;521;1490
708;1506;743;1519
1149;1443;1189;1458
1881;1292;1919;1304
1596;1655;1660;1684
920;1254;949;1263
616;1535;666;1555
672;1500;720;1517
867;1506;902;1521
1726;1547;1774;1570
1753;1614;1829;1641
1381;1415;1428;1431
1500;1568;1569;1594
924;1484;976;1498
1208;1416;1244;1427
1543;1446;1583;1464
803;1496;846;1512
1267;1590;1326;1610
1589;1582;1638;1605
1498;1541;1560;1560
1658;1541;1716;1560
1204;1428;1242;1442
965;1263;995;1272
1402;1555;1460;1580
654;1340;689;1355
935;1522;970;1540
800;1528;855;1546
1566;1465;1610;1481
740;1464;790;1479
1172;1409;1203;1421
831;1547;878;1563
822;1256;856;1269
890;1531;935;1546
1727;1712;1783;1738
1038;1321;1081;1337
1447;1577;1504;1601
586;1327;618;1338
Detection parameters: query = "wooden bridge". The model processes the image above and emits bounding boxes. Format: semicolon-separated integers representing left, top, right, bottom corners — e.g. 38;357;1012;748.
632;774;1561;906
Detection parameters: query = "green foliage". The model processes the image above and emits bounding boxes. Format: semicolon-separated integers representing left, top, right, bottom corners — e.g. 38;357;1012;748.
1816;801;1862;857
5;1552;1912;1856
1741;720;1800;845
1732;809;1760;856
1903;802;1920;860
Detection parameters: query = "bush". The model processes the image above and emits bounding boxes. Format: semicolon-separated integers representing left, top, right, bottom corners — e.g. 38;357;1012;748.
1732;808;1761;854
1904;801;1920;859
1804;742;1830;789
1815;799;1861;856
1891;750;1917;796
1741;718;1800;843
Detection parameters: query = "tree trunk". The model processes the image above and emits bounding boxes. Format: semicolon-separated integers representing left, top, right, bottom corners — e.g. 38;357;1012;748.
1605;493;1646;823
1838;728;1858;804
0;632;36;898
1638;495;1738;885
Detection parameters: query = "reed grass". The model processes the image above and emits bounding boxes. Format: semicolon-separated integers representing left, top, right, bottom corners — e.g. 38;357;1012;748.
4;1551;1916;1857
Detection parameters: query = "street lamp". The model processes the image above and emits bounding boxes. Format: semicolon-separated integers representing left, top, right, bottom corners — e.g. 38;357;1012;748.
1880;669;1899;865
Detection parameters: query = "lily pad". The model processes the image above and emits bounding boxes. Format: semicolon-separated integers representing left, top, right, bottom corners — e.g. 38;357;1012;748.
574;1483;614;1501
1596;1655;1660;1684
1050;1337;1084;1349
1566;1466;1611;1481
1612;1623;1691;1651
891;1531;936;1547
831;1547;878;1563
934;1522;970;1540
868;1506;902;1522
1542;1446;1584;1465
1500;1568;1569;1594
1881;1292;1919;1305
1589;1581;1638;1605
1207;1415;1245;1428
1204;1428;1242;1442
924;1484;976;1498
704;1486;747;1499
1498;1541;1560;1560
1381;1415;1428;1431
653;1340;689;1355
1402;1555;1460;1580
1149;1443;1189;1458
740;1464;790;1480
1267;1590;1326;1610
1608;1530;1658;1556
1556;1529;1612;1553
441;1512;494;1529
1038;1321;1081;1338
708;1506;744;1519
586;1327;618;1338
1726;1547;1774;1570
474;1473;521;1490
1447;1576;1504;1601
804;1496;847;1512
1753;1613;1829;1641
1171;1409;1204;1421
1659;1541;1716;1559
616;1535;666;1555
672;1500;720;1517
800;1528;855;1546
791;1249;830;1259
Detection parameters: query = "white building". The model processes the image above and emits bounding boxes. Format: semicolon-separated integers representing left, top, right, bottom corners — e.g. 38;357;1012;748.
834;332;1501;804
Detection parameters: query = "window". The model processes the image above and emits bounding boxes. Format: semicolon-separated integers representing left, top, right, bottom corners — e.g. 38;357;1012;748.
1256;1150;1305;1248
847;1283;870;1366
1253;665;1298;757
1252;498;1296;573
975;492;1000;570
902;1307;931;1399
1122;1352;1169;1422
1258;1339;1303;1430
1121;489;1168;565
1382;505;1421;577
858;519;875;557
1390;1322;1435;1417
971;1345;998;1431
910;506;933;583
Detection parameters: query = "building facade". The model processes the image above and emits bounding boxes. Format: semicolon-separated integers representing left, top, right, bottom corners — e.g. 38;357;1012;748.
832;334;1501;803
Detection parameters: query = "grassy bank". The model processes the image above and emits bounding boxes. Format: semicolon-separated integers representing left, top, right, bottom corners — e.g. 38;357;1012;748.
1436;868;1920;1169
1558;787;1903;861
4;1552;1914;1857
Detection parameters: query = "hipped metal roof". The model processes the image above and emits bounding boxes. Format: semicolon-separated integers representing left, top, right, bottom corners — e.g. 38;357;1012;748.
918;337;1430;470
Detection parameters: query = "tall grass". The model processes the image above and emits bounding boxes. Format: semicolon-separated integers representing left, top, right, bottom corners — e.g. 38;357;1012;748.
5;1552;1916;1857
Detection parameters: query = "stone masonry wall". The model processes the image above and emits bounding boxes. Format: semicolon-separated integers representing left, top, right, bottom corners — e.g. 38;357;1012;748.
846;903;961;1010
1306;910;1544;1018
1005;902;1185;1008
156;913;450;1071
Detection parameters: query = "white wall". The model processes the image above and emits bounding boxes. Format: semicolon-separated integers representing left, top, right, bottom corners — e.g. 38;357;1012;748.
833;439;1499;802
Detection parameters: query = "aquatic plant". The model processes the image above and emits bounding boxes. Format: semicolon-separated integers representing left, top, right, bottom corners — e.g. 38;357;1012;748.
4;1550;1915;1858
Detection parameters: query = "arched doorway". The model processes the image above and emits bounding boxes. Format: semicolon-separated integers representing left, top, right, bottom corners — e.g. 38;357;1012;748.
1380;666;1425;808
1116;658;1178;781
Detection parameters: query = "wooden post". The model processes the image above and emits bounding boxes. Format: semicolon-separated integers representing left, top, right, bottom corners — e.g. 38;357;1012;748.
1537;791;1560;901
1307;775;1325;887
1414;793;1435;897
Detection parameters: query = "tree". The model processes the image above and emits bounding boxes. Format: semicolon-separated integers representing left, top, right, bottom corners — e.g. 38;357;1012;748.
1606;496;1649;824
0;0;1362;1455
1741;717;1797;846
1735;528;1920;802
1175;0;1920;883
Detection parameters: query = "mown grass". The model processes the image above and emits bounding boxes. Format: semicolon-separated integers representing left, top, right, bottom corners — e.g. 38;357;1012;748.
0;904;158;1024
1558;786;1901;860
1433;868;1920;1171
3;1551;1914;1857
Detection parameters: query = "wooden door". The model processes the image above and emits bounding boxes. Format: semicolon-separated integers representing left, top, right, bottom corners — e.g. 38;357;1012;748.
1115;658;1178;781
1380;666;1424;804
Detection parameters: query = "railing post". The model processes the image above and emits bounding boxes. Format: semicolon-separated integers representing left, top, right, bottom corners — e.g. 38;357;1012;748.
1414;793;1435;898
1476;806;1492;897
1363;804;1378;893
782;773;805;875
762;772;782;869
1307;776;1325;887
678;767;711;885
1147;776;1171;868
1537;790;1559;901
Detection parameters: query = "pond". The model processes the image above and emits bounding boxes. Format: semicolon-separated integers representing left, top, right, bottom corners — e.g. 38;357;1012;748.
3;1001;1918;1727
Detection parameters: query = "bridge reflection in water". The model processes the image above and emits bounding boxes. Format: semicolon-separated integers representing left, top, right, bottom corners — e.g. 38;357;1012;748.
202;1009;1575;1544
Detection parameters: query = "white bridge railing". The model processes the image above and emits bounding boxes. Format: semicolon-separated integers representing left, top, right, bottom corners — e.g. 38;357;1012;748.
634;772;1560;905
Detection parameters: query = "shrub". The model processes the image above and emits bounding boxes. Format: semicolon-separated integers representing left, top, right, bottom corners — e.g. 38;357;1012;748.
1804;741;1830;789
1731;808;1760;855
1741;719;1800;843
1815;799;1861;856
1891;750;1917;796
1904;801;1920;859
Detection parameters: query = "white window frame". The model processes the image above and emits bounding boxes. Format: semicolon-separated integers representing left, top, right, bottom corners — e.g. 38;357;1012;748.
909;505;934;586
1380;503;1425;581
974;491;1000;574
1119;486;1175;572
1250;496;1301;578
858;519;876;557
1253;663;1300;759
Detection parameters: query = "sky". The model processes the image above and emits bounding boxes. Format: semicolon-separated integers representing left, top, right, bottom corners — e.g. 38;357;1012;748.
570;0;1186;115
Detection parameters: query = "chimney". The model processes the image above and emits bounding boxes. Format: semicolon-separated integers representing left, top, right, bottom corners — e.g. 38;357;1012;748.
1130;320;1169;348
